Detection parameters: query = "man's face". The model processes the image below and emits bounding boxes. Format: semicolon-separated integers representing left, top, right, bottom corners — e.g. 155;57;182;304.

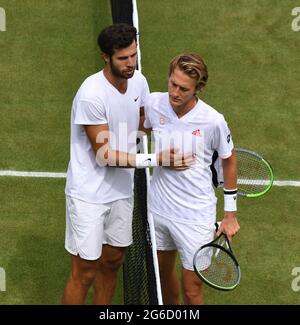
109;40;137;79
168;67;197;110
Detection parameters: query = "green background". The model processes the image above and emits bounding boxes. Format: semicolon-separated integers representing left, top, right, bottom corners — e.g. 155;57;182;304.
0;0;299;304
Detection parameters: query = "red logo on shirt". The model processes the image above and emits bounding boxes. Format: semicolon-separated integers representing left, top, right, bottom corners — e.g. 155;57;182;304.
192;129;201;136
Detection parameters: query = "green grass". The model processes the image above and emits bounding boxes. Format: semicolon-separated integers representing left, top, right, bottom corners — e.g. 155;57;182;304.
174;187;300;305
140;0;300;179
0;177;67;304
0;0;299;304
0;0;111;171
0;177;123;304
211;187;300;304
0;179;298;304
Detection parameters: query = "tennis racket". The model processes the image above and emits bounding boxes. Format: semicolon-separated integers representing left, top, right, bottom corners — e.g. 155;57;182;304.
211;148;274;198
235;148;274;198
193;223;241;291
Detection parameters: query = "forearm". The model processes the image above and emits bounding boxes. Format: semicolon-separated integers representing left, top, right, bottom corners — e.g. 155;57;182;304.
222;150;237;190
96;146;135;168
95;146;192;169
222;150;238;213
88;124;192;169
218;152;240;238
96;145;158;168
85;124;157;168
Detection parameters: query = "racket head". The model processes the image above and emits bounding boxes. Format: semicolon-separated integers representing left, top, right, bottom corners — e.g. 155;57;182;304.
235;148;274;198
193;233;241;291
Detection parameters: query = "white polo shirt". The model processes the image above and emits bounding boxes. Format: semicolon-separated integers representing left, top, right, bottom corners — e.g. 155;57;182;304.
65;70;149;204
144;92;233;225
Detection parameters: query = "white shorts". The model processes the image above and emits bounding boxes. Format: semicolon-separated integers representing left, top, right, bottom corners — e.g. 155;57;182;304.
153;213;214;271
65;195;133;260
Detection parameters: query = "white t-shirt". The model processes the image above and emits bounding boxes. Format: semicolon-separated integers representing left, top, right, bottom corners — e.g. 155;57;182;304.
144;92;234;225
65;70;149;204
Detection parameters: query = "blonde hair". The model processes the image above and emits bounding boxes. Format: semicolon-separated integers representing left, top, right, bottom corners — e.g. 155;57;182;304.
169;53;208;91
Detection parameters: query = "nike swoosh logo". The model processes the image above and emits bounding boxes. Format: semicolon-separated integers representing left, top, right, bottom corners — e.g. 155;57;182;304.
143;158;151;166
134;96;139;102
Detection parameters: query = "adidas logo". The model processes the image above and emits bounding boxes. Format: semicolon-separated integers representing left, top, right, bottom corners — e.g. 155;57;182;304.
192;129;201;136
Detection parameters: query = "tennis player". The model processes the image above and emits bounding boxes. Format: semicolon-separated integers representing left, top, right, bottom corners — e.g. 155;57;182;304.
144;53;240;305
63;23;150;305
63;24;190;305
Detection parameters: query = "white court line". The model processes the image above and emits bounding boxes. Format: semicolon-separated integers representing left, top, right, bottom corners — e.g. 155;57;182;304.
267;180;300;187
0;170;299;187
238;179;300;187
0;170;66;178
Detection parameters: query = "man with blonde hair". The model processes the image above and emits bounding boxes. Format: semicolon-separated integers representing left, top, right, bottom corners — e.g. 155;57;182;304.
144;53;240;305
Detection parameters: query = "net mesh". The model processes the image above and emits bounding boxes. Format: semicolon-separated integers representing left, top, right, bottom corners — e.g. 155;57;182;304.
123;168;159;305
110;0;159;305
236;149;271;195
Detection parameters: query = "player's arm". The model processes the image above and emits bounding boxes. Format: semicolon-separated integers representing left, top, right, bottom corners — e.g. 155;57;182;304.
217;150;240;240
84;124;190;168
84;124;137;167
223;150;237;190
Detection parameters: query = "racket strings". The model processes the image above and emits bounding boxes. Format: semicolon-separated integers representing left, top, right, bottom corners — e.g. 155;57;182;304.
237;152;271;194
195;246;239;289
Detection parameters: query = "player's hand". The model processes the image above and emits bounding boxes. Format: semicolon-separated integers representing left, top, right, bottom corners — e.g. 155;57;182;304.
157;148;196;170
216;212;240;241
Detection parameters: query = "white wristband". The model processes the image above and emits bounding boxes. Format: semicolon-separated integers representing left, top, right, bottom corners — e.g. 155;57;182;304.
224;188;237;212
135;154;158;168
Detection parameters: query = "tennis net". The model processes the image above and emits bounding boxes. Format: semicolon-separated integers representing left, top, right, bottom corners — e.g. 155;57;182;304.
109;0;161;305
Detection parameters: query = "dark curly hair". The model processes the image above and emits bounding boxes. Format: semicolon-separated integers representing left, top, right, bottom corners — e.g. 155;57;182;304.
98;23;137;57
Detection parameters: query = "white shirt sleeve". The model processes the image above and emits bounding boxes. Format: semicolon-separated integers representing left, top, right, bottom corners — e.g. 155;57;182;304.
212;115;234;159
74;100;107;125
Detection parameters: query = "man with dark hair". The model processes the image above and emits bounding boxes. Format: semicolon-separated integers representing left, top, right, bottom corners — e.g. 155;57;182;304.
62;23;150;305
97;23;136;57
